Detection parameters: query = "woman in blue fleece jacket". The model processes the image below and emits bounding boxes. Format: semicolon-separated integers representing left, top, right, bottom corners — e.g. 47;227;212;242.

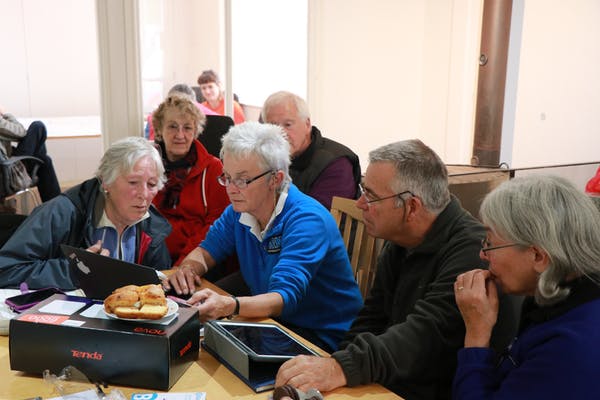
453;175;600;399
165;121;363;352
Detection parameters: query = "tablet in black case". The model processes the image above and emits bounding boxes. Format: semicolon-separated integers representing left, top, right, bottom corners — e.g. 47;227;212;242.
203;320;320;392
218;321;317;360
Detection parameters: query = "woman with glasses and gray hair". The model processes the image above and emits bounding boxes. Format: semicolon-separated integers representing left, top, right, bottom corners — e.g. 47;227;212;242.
165;121;362;352
454;175;600;399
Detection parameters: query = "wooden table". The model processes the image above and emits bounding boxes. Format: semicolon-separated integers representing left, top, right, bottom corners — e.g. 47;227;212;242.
0;280;401;399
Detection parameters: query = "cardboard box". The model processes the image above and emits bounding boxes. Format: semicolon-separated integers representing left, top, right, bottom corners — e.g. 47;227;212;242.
9;294;200;390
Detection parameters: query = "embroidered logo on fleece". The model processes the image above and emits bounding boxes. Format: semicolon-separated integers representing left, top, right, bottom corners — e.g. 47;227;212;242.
266;235;282;253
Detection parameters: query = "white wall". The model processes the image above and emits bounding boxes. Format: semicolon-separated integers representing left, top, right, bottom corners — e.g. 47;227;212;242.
308;0;483;168
0;0;100;117
147;0;308;109
507;0;600;168
231;0;308;106
0;0;102;187
308;0;600;172
160;0;224;104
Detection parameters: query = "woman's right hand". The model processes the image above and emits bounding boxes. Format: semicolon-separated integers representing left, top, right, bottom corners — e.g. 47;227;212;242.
164;264;202;296
454;269;499;348
86;240;109;256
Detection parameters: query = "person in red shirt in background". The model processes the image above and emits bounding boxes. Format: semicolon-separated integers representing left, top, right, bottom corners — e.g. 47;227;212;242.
197;69;246;124
585;165;600;211
151;94;230;268
585;166;600;195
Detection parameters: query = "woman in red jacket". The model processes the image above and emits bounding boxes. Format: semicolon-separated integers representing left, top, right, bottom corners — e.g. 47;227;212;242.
152;94;230;266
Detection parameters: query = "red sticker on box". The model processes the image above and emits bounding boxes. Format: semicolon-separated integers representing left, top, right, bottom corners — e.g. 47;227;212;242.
18;314;70;325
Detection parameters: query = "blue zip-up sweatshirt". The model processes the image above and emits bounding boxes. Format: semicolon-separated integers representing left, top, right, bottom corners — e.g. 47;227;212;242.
201;184;363;351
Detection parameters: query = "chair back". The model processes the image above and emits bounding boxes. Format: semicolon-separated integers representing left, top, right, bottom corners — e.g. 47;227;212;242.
3;187;42;215
330;196;384;298
0;155;43;197
1;155;43;214
199;115;235;157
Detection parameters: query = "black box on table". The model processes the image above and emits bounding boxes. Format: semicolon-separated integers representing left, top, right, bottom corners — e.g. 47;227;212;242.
9;293;200;390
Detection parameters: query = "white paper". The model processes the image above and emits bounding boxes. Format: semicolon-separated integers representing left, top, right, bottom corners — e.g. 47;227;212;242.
130;393;206;400
38;299;87;315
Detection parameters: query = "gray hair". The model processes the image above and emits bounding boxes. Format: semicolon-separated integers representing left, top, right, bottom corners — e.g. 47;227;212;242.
480;175;600;305
95;136;166;190
368;139;450;213
167;83;196;102
261;91;311;122
220;122;291;189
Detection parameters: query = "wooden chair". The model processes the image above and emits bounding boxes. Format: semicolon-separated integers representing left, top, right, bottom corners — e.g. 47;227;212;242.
3;187;42;215
330;196;384;298
0;155;43;215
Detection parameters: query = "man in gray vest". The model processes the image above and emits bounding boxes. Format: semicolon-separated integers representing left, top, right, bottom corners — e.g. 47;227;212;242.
262;91;361;209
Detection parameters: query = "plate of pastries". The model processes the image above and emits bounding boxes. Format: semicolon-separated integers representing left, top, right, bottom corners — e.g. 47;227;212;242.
103;284;177;321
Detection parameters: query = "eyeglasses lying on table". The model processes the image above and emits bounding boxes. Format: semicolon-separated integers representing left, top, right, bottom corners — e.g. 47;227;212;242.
43;366;126;400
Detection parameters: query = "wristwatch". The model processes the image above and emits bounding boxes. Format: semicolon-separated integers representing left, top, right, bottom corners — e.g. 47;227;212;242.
227;295;240;319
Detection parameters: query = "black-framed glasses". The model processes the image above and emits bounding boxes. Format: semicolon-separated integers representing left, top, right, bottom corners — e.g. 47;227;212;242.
358;183;414;205
481;238;520;254
217;170;274;189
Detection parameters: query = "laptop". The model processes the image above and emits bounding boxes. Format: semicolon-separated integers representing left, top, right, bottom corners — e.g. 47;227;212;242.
60;244;163;300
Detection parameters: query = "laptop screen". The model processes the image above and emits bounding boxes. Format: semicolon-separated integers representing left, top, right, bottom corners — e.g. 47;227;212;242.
61;244;161;299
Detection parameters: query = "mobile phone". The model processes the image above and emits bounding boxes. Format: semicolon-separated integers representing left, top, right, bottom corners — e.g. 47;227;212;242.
167;295;192;307
5;287;64;313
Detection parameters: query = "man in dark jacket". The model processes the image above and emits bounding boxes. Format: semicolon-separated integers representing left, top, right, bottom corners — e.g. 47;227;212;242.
276;139;515;399
262;91;361;209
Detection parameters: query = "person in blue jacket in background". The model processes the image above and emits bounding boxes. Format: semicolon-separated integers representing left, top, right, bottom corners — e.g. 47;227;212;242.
164;121;362;352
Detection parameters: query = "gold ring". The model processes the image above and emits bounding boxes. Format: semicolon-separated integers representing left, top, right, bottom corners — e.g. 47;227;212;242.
458;286;464;290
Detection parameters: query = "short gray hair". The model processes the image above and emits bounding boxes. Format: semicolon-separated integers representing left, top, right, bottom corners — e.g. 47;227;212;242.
368;139;450;213
167;83;196;102
220;122;291;189
480;175;600;305
95;136;166;190
261;91;310;122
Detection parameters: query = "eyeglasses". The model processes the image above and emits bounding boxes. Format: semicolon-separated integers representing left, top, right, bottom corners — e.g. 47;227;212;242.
217;170;274;189
358;183;414;205
481;238;520;254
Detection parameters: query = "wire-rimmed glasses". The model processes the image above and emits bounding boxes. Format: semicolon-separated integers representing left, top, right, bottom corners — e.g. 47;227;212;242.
358;183;414;205
217;170;274;189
